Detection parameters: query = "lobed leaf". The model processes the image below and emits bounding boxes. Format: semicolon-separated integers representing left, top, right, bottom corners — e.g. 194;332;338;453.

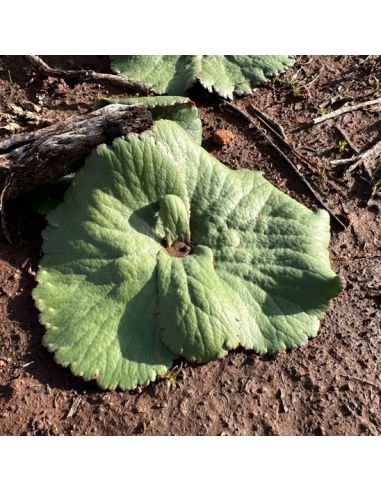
111;55;293;99
33;120;341;389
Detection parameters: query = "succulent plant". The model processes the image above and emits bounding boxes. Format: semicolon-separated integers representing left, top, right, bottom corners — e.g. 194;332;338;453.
33;116;341;390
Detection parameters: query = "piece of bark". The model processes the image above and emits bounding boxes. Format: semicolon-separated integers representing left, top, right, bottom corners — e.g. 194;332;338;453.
0;104;153;200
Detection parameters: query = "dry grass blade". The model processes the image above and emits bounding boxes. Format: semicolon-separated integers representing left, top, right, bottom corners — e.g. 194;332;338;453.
299;67;324;88
339;375;380;391
0;174;13;243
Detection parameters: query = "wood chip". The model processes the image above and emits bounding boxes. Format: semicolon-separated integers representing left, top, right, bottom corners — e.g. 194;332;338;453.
66;396;82;418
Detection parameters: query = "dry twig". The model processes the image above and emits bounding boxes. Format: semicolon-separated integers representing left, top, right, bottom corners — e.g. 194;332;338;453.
249;105;318;172
319;95;354;110
330;155;361;166
25;55;153;94
250;104;286;140
313;97;381;124
222;100;346;229
330;139;381;178
299;67;324;89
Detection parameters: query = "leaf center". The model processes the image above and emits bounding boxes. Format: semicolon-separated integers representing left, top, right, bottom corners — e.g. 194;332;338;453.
165;240;192;258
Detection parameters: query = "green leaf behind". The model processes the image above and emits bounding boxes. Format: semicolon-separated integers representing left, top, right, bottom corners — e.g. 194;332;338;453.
111;55;293;99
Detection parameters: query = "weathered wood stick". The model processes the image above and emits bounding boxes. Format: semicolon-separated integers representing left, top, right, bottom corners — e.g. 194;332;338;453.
25;55;153;94
313;97;381;124
330;139;381;177
0;104;153;200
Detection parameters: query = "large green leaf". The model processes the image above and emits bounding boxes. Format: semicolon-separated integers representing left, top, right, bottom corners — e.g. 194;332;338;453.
33;120;341;389
149;122;342;353
111;55;293;99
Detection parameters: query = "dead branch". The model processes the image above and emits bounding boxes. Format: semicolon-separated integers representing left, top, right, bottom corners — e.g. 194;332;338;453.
313;97;381;124
249;104;286;140
330;155;361;166
0;104;153;200
330;139;381;178
222;100;346;230
25;55;153;94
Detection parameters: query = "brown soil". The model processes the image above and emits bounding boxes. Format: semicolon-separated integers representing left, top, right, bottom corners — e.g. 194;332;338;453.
0;55;380;436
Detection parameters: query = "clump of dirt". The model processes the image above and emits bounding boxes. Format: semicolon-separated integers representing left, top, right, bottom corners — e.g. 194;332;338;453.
0;55;380;436
212;128;235;145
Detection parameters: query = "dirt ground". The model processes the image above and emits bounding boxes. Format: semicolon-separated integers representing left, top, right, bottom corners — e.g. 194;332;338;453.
0;55;380;436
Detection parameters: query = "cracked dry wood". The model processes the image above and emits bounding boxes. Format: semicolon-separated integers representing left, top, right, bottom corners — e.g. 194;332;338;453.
0;104;153;200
